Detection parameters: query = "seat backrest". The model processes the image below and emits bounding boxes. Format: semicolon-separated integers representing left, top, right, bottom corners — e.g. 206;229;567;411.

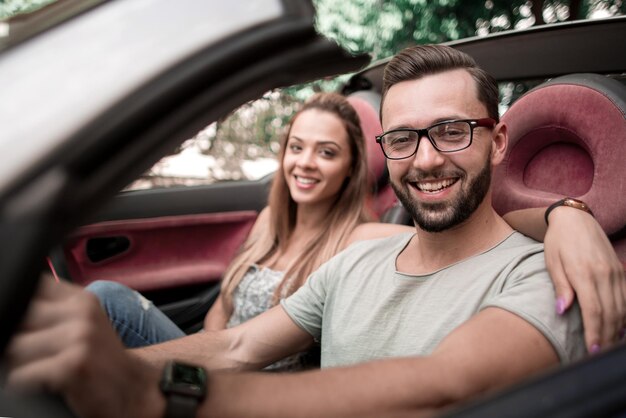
347;92;398;220
492;73;626;266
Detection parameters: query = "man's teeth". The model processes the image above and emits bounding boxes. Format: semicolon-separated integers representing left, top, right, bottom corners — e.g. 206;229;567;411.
416;179;456;192
296;176;317;184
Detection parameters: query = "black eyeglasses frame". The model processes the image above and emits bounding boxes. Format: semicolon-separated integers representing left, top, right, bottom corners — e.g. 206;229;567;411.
375;118;497;160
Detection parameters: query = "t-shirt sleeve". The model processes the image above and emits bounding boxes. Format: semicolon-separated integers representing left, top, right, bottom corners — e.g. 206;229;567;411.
280;262;332;341
480;252;586;364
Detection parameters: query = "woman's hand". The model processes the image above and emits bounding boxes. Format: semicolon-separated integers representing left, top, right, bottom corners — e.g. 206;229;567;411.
544;207;626;353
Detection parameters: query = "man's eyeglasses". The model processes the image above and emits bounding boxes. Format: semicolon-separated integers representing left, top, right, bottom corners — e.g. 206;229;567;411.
376;118;497;160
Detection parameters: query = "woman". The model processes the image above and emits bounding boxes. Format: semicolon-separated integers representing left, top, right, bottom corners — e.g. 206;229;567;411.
88;92;624;370
204;92;374;369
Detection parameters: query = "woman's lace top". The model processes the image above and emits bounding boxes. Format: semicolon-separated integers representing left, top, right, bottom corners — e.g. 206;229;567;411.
227;265;318;371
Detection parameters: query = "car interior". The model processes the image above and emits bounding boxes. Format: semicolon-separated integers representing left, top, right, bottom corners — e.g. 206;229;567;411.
37;24;625;345
1;1;625;415
54;69;626;341
58;69;626;417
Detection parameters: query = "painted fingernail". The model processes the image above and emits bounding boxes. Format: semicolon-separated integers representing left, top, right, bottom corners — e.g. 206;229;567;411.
590;343;601;354
555;297;567;315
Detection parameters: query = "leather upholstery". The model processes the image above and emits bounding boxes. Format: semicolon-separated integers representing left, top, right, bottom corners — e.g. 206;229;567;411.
347;92;398;220
493;73;626;265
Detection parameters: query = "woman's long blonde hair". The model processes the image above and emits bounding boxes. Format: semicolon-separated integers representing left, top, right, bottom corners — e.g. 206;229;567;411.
221;92;371;310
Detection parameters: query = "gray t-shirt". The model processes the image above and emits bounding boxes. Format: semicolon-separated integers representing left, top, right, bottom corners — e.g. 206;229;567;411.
281;232;585;368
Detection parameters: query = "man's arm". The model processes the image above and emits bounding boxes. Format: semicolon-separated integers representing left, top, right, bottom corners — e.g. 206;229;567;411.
132;304;314;371
504;206;626;352
346;222;413;247
196;307;559;418
6;281;562;418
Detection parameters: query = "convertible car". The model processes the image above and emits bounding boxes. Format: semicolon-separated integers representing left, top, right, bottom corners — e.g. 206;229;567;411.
0;0;624;416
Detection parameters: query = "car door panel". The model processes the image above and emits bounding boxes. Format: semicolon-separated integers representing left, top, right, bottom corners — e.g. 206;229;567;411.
57;177;271;332
64;211;256;292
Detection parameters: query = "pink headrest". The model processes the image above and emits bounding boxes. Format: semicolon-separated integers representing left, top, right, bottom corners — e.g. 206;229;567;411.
347;93;398;220
347;94;385;188
493;74;626;263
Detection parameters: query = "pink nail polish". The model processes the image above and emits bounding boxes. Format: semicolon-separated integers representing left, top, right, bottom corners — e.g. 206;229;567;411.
590;344;601;354
555;297;566;315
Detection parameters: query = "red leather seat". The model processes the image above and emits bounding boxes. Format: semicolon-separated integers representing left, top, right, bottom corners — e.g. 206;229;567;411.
492;73;626;266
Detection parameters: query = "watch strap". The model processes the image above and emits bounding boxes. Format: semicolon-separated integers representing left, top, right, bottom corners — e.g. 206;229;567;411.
160;361;207;418
544;198;594;225
164;393;199;418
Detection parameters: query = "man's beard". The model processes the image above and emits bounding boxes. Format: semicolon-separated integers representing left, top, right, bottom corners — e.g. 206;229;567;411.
391;157;492;233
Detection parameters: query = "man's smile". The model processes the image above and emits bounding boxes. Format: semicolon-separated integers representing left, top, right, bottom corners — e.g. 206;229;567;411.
413;178;459;193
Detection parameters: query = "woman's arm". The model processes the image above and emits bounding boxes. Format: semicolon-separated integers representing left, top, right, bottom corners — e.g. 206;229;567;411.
345;222;413;248
203;295;230;330
504;206;625;353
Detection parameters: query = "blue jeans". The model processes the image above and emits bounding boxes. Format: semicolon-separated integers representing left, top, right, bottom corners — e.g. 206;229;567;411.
86;280;186;348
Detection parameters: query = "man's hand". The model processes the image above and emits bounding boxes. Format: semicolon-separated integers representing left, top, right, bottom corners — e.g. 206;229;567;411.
4;278;164;418
545;207;626;353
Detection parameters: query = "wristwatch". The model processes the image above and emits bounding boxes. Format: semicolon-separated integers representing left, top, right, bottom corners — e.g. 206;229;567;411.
160;361;207;418
544;197;594;225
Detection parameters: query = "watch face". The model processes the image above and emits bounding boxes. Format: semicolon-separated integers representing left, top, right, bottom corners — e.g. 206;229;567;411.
173;363;206;386
563;198;593;214
162;362;207;398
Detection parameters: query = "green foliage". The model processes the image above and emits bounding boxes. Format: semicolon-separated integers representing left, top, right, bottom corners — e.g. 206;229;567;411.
312;0;626;61
0;0;56;20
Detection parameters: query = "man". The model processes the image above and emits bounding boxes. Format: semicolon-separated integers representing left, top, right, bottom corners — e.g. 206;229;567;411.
3;45;615;418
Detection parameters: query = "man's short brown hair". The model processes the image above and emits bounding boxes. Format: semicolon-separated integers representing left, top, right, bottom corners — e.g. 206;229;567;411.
381;44;499;122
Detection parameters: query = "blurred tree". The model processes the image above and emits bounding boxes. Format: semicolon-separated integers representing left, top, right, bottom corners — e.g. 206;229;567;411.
313;0;625;61
206;92;300;182
0;0;55;19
